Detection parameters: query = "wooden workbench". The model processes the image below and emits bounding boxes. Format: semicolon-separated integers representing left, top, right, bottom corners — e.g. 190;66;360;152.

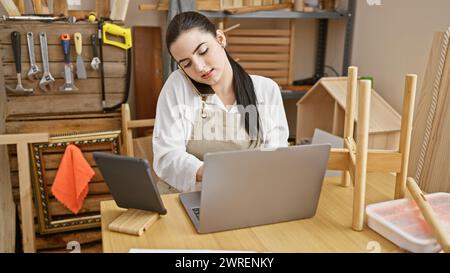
101;173;405;253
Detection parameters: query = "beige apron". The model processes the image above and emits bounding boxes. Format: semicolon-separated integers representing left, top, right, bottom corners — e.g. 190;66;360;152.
186;96;261;162
186;95;261;191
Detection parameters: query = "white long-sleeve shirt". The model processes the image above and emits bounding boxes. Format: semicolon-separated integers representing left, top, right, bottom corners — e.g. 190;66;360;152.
152;69;289;192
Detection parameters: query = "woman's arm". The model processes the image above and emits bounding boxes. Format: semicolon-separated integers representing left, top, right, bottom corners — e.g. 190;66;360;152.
152;74;203;192
260;80;290;149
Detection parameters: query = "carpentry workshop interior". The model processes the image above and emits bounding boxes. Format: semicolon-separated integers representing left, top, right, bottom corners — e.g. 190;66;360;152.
0;0;449;255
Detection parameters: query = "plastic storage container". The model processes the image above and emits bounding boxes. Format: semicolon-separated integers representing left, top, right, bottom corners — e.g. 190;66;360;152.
366;193;450;253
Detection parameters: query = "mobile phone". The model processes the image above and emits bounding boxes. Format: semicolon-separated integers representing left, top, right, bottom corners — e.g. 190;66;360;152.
178;66;215;96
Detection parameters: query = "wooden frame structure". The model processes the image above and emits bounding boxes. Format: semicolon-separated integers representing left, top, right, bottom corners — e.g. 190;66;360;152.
0;133;49;253
327;66;417;231
121;103;154;157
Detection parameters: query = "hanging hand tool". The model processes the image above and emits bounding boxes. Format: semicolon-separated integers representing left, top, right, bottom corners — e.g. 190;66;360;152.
90;33;101;70
74;32;87;79
26;32;41;80
39;32;55;91
59;34;78;92
6;31;34;94
97;20;132;112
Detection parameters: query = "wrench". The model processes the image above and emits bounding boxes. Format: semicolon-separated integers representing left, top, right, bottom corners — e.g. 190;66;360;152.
6;31;34;94
26;32;41;80
39;32;55;92
90;33;101;70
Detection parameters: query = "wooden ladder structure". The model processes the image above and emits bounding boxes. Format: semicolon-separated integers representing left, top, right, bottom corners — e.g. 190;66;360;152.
327;66;417;231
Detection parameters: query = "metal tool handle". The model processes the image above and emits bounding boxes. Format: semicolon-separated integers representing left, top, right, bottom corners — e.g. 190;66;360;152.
26;32;37;64
74;32;82;55
11;31;21;73
91;33;99;58
61;33;71;64
39;32;50;73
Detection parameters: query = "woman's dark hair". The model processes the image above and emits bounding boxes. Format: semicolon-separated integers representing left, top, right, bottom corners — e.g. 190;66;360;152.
166;11;260;140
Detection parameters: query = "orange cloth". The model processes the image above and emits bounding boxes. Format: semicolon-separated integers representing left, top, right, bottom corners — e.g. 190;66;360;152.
51;144;95;214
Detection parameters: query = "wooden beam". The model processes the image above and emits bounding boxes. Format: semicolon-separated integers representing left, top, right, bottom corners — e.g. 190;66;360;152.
128;119;155;130
0;133;49;144
328;149;401;173
341;66;357;187
121;104;133;156
395;74;417;199
224;2;292;14
0;132;49;253
16;142;35;252
353;80;371;231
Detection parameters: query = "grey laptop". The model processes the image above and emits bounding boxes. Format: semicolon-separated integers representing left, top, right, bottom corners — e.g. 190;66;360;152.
180;144;331;234
93;152;167;215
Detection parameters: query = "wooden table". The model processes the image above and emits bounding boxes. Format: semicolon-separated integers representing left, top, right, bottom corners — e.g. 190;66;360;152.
101;173;403;253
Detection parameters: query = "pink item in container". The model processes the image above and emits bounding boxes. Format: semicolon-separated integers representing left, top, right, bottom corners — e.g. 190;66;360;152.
366;192;450;253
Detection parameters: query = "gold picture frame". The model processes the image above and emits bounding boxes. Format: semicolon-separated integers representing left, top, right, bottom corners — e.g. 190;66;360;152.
30;130;121;234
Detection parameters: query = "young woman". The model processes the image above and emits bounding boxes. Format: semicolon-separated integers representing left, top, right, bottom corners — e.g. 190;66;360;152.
153;11;289;192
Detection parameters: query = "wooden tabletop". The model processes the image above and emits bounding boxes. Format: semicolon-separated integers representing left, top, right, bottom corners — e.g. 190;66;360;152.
101;173;402;253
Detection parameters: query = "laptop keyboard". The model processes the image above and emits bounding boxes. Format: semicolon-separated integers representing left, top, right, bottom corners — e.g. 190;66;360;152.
192;207;200;220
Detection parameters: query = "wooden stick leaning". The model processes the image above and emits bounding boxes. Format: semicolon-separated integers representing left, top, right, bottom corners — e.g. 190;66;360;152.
406;178;450;253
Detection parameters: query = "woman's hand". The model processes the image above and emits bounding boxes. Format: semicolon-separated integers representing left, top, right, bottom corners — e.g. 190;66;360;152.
196;165;204;182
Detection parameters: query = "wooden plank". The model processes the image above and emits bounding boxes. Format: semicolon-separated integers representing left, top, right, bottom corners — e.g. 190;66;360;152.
409;32;450;193
6;116;121;134
32;0;50;14
0;0;21;16
10;151;102;171
0;133;48;144
35;228;101;251
288;20;294;85
227;36;290;45
53;0;68;16
1;44;126;63
2;62;126;79
6;93;125;116
229;29;290;36
48;194;113;217
0;23;99;45
132;26;163;137
228;45;290;53
229;53;289;61
327;149;401;173
44;167;104;185
96;0;110;18
238;62;288;69
0;32;16;252
13;181;110;200
244;69;288;77
39;241;102;253
17;142;36;252
5;78;125;96
0;139;15;251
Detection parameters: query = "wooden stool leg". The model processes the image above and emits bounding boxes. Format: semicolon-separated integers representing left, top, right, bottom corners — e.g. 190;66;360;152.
352;80;371;231
17;143;36;252
341;66;358;187
395;75;417;199
121;103;134;157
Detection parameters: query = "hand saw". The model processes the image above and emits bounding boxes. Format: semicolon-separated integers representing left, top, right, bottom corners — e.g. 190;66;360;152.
98;21;132;112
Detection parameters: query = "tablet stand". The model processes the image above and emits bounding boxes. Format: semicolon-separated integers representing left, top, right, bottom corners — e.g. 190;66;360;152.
108;209;159;236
